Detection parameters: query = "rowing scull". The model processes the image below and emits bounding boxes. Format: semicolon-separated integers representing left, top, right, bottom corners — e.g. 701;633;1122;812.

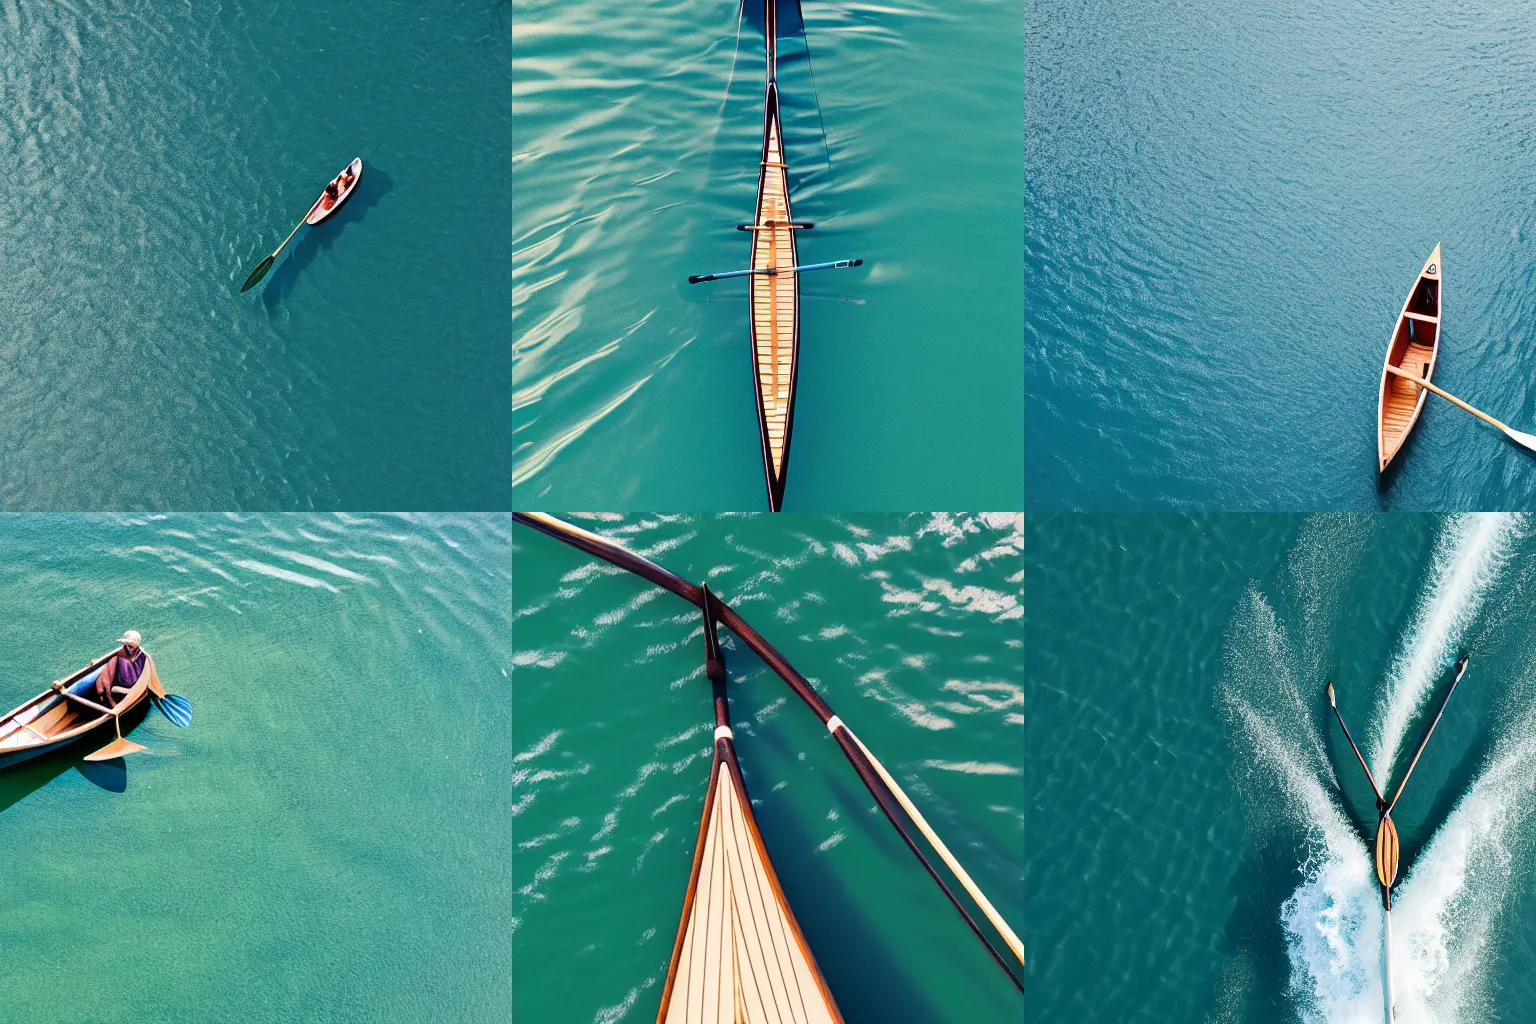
687;1;862;511
1326;654;1468;1024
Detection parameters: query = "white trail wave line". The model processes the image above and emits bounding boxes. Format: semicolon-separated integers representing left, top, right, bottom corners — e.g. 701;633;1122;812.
1371;514;1523;776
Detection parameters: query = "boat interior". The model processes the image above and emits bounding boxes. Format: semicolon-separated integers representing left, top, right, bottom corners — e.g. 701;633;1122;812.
1381;276;1441;455
0;668;127;751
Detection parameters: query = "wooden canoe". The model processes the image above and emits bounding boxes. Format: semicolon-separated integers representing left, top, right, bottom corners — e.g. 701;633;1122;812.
306;157;363;226
750;1;800;513
0;649;157;769
1378;243;1442;472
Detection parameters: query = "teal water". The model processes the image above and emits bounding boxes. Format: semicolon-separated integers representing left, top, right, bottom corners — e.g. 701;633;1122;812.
512;514;1023;1022
1;2;510;509
1029;2;1536;509
1028;513;1536;1022
0;514;510;1022
512;1;1023;509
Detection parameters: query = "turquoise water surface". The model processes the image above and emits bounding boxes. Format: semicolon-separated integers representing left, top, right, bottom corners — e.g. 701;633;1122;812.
513;0;1023;509
0;514;510;1022
512;514;1023;1022
1029;1;1536;509
2;2;509;509
1028;513;1536;1022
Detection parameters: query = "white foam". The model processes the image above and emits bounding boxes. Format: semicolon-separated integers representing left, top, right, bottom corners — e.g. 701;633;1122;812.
1371;514;1523;774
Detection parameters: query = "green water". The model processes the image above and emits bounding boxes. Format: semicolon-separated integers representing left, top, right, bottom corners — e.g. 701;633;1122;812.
512;0;1023;509
512;514;1023;1022
1;1;509;509
0;514;510;1022
1028;513;1536;1023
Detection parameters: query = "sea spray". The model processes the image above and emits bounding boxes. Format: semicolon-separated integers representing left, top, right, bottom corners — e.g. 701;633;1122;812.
1221;520;1536;1023
1371;514;1524;775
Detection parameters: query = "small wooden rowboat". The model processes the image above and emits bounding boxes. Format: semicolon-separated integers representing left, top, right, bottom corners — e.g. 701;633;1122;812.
306;157;363;226
1378;243;1442;473
0;650;161;769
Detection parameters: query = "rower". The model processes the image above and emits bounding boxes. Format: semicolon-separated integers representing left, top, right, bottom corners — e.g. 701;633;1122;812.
93;630;147;709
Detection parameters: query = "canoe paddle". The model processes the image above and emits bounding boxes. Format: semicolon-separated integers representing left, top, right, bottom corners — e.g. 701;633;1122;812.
689;258;862;284
239;207;315;292
46;684;151;762
1384;365;1536;454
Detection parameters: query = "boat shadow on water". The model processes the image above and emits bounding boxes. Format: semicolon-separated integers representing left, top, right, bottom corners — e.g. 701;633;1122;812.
261;165;395;310
0;700;152;811
742;716;960;1021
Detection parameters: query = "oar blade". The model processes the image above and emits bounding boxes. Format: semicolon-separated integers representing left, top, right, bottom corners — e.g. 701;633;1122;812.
85;736;149;762
153;692;193;728
240;255;275;292
1504;427;1536;455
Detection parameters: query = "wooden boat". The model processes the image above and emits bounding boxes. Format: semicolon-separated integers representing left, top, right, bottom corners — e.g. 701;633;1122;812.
1378;244;1442;473
750;0;801;512
0;649;159;769
306;157;363;225
657;587;843;1023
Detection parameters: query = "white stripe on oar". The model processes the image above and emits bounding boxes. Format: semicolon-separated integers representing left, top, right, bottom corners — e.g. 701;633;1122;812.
1385;365;1536;453
826;714;1024;966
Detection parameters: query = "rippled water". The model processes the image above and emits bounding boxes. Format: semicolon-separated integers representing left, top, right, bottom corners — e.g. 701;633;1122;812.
1029;0;1536;509
0;1;509;509
513;1;1023;509
1029;514;1536;1022
0;514;510;1022
512;513;1023;1022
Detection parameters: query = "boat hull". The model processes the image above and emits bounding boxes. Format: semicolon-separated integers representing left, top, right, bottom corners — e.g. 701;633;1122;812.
1377;244;1442;473
749;83;800;512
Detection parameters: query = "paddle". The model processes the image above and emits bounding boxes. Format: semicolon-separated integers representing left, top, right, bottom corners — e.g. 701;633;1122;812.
239;208;315;292
146;674;193;728
1326;680;1386;808
735;221;814;231
1384;365;1536;454
1385;654;1467;814
688;258;862;284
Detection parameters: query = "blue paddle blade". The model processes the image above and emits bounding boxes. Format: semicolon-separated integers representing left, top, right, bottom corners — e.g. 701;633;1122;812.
152;692;193;728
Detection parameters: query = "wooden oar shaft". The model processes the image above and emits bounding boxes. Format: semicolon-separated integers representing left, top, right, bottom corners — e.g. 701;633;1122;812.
1384;365;1511;432
53;686;118;717
838;720;1024;964
1386;657;1466;814
1327;683;1386;806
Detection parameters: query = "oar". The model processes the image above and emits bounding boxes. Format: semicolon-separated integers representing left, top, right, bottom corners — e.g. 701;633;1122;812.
1386;654;1467;813
146;674;193;728
736;221;814;231
239;205;317;292
688;258;862;284
1326;681;1386;808
1384;365;1536;454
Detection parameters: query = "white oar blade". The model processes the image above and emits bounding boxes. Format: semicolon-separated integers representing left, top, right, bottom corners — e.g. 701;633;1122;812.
1504;427;1536;454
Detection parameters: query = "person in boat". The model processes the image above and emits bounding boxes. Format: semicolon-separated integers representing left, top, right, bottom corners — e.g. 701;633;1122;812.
321;179;341;209
94;630;147;709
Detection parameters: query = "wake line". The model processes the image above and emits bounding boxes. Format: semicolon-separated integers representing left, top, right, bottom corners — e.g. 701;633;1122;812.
1372;514;1524;776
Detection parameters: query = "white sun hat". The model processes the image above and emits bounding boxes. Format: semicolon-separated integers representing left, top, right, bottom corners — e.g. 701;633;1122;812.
118;629;142;646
